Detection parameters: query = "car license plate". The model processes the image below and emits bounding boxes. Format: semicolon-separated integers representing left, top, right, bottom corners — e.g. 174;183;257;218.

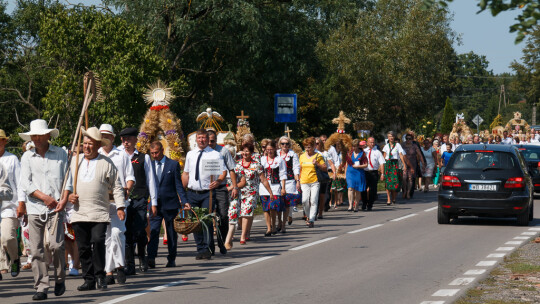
469;184;497;191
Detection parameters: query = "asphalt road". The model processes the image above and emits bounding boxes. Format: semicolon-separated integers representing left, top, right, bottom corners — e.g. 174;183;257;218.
2;191;539;304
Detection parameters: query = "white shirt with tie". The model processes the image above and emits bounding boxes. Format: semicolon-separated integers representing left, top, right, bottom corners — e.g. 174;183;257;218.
184;146;225;191
364;147;385;171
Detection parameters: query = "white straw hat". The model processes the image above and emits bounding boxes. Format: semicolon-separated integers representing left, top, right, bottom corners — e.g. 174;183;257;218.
99;124;116;137
19;119;59;141
81;127;111;147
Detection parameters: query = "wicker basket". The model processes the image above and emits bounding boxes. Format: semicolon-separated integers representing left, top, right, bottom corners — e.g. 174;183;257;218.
174;209;202;235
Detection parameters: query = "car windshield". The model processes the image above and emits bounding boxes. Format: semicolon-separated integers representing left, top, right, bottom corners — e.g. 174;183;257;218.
448;151;517;170
516;146;540;161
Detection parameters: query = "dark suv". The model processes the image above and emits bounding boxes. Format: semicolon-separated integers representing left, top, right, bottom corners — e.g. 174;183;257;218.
437;144;534;226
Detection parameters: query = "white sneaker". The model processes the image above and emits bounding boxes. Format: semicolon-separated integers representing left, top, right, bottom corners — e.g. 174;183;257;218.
293;207;298;212
68;268;79;276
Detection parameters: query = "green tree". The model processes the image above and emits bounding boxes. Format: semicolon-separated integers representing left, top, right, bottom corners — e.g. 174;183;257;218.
423;0;540;42
315;0;455;134
510;26;540;107
37;5;167;145
441;97;455;134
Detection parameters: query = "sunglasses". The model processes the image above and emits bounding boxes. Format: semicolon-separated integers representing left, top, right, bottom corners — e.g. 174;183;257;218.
280;142;290;146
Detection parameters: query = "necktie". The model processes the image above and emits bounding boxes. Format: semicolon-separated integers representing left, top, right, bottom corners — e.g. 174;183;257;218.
368;149;373;169
157;161;163;183
195;150;203;181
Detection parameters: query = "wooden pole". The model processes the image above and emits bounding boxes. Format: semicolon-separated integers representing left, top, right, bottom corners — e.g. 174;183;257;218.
208;175;214;213
73;79;93;195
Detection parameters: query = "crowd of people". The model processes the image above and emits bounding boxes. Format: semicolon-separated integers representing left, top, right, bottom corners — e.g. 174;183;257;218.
0;118;534;301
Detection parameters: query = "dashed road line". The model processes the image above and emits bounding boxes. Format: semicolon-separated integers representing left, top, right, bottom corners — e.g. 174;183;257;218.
289;237;337;251
476;260;497;266
521;231;536;235
528;227;540;231
505;241;524;245
348;224;384;234
464;269;486;275
449;277;475;286
100;280;183;304
432;289;460;297
420;301;445;304
424;207;437;212
391;214;418;222
210;256;275;274
514;236;530;240
496;247;515;251
487;253;506;258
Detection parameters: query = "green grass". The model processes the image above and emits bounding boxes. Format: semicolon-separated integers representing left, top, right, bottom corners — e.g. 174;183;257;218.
505;262;540;274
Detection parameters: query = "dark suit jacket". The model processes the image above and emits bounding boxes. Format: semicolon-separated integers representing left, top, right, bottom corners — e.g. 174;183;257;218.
151;156;189;211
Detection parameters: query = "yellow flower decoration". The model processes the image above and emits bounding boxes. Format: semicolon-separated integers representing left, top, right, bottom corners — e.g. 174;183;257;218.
167;119;172;123
145;119;149;123
174;142;179;147
136;142;141;147
422;125;426;128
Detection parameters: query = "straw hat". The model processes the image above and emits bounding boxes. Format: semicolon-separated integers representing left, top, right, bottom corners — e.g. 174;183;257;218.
0;129;9;140
19;119;59;141
81;127;111;146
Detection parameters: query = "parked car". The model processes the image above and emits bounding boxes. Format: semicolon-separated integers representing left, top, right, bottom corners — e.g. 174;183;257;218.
438;144;534;226
514;144;540;194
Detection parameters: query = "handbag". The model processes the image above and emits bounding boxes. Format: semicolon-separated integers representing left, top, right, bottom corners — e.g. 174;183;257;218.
315;153;330;183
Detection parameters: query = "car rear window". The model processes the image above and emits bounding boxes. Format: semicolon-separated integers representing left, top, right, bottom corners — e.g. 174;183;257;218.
517;147;540;161
448;151;517;169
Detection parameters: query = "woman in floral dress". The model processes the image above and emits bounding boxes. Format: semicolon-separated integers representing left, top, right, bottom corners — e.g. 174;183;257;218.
382;131;407;205
229;142;273;245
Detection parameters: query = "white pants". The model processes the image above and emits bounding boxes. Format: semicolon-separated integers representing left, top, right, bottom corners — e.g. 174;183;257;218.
301;182;320;223
105;204;126;272
0;217;19;270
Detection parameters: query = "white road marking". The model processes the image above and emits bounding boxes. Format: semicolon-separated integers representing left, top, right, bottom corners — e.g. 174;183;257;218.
521;231;536;235
424;207;437;212
476;261;497;267
253;220;262;223
496;247;515;251
514;236;530;240
210;256;274;274
449;277;475;286
432;289;460;297
464;269;486;275
100;280;183;304
390;214;418;222
289;237;338;251
420;301;445;304
505;241;524;245
487;253;506;258
528;227;540;231
348;224;384;234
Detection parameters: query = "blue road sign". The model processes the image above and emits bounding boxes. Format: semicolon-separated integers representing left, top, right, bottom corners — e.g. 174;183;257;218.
274;94;297;123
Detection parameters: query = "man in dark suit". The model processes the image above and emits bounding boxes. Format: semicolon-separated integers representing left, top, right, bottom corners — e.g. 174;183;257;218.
147;141;188;268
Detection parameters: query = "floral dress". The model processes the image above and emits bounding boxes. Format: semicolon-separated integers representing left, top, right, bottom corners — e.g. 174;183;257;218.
228;159;263;220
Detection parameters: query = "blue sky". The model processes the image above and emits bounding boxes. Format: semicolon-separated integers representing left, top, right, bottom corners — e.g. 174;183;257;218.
6;0;524;74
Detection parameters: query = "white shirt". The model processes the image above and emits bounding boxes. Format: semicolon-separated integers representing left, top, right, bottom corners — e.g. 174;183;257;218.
502;137;515;145
20;145;68;215
326;146;339;167
185;146;225;191
259;156;287;196
363;147;386;171
440;143;456;152
0;152;25;218
382;143;405;160
119;146;157;206
99;146;135;188
79;157;98;182
277;149;300;194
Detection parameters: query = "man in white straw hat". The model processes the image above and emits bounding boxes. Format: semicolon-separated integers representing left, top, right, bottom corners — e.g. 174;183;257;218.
63;127;125;291
0;129;26;279
98;124;134;285
19;119;68;301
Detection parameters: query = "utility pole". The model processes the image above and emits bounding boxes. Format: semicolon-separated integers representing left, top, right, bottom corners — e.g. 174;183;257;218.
498;84;506;115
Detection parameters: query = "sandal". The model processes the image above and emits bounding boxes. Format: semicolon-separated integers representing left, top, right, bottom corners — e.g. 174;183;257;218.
386;202;392;206
288;216;293;225
240;240;246;245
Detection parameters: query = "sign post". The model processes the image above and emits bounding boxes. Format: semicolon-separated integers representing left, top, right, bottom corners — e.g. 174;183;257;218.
202;159;223;213
472;115;484;135
274;94;297;135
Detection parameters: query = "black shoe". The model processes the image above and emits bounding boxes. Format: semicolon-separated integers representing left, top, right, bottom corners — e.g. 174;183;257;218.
0;272;2;280
139;257;148;272
219;245;227;255
32;292;47;301
54;282;65;296
196;251;212;260
147;258;156;269
116;268;126;284
195;252;204;260
77;281;96;291
105;275;115;285
11;259;20;277
97;277;107;290
165;261;176;268
264;231;272;237
125;264;136;275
